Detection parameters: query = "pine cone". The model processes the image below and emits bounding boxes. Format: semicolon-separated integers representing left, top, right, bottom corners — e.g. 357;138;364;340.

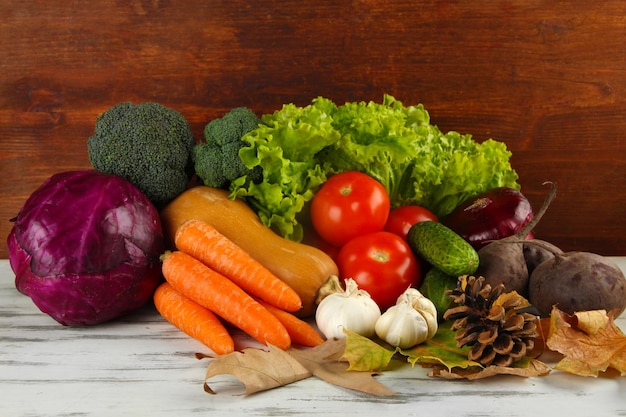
443;275;539;367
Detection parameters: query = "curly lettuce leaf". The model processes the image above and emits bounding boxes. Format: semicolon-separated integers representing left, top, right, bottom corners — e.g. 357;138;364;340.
319;95;444;210
230;95;520;241
232;98;340;240
423;135;521;217
322;95;519;218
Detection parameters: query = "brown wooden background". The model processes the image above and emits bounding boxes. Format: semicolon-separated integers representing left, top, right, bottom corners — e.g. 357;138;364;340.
2;0;626;259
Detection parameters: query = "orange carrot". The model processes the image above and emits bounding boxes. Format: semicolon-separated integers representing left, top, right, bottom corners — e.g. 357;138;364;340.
174;219;302;312
153;282;235;355
257;299;325;347
162;250;291;350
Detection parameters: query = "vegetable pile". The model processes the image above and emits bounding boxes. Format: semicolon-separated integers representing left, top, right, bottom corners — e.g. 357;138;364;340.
157;218;323;353
7;95;626;396
159;186;338;317
155;219;323;354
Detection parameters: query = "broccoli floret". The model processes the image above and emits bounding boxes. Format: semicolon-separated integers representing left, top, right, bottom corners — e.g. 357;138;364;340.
192;107;263;189
87;102;196;207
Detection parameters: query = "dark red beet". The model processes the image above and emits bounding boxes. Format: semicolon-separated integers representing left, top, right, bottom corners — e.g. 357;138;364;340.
474;182;556;295
528;249;626;317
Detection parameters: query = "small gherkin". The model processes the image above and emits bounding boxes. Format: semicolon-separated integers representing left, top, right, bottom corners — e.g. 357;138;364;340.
443;275;539;367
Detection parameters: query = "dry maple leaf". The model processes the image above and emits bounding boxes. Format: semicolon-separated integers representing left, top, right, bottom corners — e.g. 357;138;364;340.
204;344;311;395
546;307;626;377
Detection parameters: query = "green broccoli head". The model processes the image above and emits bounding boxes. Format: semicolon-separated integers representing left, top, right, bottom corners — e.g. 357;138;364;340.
193;107;263;189
87;102;196;207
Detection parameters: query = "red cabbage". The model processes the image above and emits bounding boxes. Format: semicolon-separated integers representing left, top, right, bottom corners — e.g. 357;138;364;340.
7;170;164;326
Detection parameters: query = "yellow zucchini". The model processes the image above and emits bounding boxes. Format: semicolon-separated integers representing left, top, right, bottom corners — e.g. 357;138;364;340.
160;186;338;317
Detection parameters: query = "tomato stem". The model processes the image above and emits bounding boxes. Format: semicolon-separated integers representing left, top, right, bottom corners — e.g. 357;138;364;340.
371;249;390;263
340;185;353;196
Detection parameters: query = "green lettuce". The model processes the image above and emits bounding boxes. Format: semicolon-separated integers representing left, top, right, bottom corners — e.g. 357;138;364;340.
232;98;341;241
231;95;520;242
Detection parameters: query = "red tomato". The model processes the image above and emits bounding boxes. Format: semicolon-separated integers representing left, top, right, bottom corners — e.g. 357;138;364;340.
384;205;438;240
336;231;421;310
310;171;390;247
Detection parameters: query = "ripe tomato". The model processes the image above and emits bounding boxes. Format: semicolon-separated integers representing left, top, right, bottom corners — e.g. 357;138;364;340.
384;205;438;240
336;231;421;310
310;171;390;247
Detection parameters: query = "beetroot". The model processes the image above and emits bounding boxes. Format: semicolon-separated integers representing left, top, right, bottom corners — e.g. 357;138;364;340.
475;182;556;295
528;248;626;317
458;181;626;318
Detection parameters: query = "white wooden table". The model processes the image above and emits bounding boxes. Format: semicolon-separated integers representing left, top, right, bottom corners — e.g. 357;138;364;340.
2;258;625;417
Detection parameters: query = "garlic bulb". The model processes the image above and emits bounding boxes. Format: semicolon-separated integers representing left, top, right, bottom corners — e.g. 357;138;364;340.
375;288;438;349
403;288;438;339
315;278;381;339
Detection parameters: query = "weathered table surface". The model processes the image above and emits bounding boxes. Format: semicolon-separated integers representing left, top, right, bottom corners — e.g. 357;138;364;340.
2;1;626;258
2;258;625;417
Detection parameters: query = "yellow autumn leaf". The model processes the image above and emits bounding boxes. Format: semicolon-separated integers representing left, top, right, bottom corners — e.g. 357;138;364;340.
341;330;397;372
546;307;626;377
573;310;609;335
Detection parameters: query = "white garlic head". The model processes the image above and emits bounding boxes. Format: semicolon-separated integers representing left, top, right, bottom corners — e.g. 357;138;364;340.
374;287;438;349
315;278;381;340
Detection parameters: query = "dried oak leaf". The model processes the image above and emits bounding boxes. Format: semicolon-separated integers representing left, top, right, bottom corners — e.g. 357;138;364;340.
204;344;311;395
290;336;396;396
203;338;395;396
546;307;626;377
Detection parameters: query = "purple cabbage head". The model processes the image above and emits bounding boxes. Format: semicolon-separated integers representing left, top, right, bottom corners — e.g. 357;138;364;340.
7;170;165;326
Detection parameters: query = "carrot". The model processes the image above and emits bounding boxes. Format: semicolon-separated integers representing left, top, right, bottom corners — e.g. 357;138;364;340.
174;219;303;312
153;282;235;355
257;299;325;347
161;250;291;350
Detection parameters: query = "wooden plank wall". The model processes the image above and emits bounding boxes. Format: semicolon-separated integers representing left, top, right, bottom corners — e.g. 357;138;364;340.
2;0;625;259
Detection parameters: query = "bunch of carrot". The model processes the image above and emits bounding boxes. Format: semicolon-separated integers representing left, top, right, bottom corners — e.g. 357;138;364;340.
153;218;325;355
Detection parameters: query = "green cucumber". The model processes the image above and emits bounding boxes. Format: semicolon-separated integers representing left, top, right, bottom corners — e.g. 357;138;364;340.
407;221;479;276
419;267;459;322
